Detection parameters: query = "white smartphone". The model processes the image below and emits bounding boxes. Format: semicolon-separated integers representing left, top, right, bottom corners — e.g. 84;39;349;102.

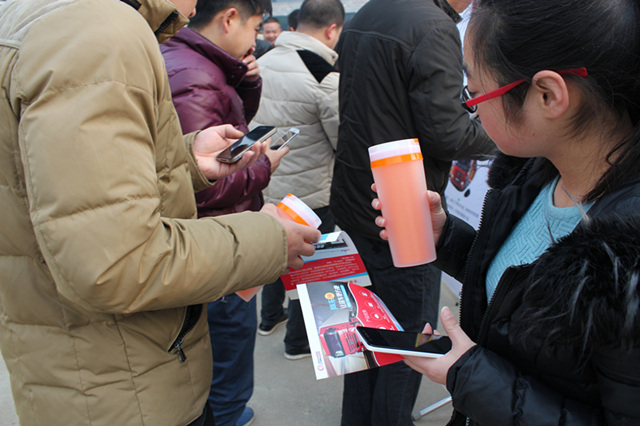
270;127;300;150
356;327;452;358
217;125;276;163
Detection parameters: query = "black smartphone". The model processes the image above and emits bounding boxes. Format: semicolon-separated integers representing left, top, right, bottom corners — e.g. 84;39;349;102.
270;127;300;150
356;327;452;358
216;125;276;163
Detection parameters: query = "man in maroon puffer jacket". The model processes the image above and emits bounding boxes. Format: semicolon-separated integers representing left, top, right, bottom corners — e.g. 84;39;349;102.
161;0;287;424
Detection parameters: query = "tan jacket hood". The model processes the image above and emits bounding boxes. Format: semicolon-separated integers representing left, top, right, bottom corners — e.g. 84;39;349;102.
128;0;190;43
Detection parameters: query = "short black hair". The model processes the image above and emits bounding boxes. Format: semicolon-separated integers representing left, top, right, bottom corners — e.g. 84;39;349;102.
298;0;344;29
288;9;300;30
263;16;280;26
189;0;272;29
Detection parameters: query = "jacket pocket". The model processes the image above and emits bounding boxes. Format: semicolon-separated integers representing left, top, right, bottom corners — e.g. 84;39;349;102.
168;304;203;362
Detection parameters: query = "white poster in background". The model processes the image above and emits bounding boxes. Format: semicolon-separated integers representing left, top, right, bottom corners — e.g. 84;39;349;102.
441;160;491;297
440;8;492;298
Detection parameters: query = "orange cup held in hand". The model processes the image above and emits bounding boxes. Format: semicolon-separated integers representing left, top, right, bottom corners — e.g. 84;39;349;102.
236;194;321;302
369;139;436;267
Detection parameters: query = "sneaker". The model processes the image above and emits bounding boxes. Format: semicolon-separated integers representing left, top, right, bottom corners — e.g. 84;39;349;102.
257;312;288;336
284;345;311;360
236;406;254;426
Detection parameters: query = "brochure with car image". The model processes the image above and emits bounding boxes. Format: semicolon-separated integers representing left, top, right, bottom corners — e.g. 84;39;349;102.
298;279;408;380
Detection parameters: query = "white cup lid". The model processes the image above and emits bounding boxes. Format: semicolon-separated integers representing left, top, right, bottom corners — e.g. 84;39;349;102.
278;194;322;229
368;138;421;162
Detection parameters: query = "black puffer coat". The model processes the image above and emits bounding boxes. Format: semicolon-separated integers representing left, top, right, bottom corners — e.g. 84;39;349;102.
435;154;640;425
330;0;494;240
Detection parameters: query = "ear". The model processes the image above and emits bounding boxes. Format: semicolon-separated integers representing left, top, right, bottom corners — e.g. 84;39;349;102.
530;70;571;119
325;23;338;41
222;8;239;33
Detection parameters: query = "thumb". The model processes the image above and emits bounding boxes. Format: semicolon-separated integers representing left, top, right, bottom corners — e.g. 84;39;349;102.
440;306;473;347
220;124;244;139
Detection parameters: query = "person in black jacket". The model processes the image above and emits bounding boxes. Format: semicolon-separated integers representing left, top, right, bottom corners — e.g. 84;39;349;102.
373;0;640;424
330;0;493;424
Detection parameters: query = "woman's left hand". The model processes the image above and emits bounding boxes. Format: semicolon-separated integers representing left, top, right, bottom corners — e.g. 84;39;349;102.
403;306;476;385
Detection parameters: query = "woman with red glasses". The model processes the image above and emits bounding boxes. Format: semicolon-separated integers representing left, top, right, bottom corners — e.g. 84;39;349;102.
373;0;640;424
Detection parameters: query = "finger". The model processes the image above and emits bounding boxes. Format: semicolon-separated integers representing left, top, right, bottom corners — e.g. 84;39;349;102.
403;356;431;376
299;241;316;258
234;150;256;168
254;140;268;157
371;183;377;193
427;191;442;210
378;229;388;241
421;323;433;334
221;124;244;139
374;215;386;228
371;198;381;211
302;228;322;244
289;256;305;270
278;145;290;156
440;306;471;347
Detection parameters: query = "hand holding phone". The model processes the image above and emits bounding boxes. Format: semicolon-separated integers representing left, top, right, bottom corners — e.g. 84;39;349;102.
217;125;276;163
193;125;265;180
356;327;452;358
270;128;300;150
401;306;476;386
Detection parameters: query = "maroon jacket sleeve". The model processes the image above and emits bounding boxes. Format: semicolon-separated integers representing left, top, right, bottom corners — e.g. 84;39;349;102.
195;156;271;216
236;78;262;125
168;64;272;215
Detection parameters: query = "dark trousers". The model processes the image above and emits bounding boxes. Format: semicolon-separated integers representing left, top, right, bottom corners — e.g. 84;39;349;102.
207;294;257;426
260;206;336;351
340;231;441;426
188;403;215;426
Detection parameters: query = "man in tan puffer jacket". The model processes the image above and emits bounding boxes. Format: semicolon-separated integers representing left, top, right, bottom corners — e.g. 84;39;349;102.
0;0;319;424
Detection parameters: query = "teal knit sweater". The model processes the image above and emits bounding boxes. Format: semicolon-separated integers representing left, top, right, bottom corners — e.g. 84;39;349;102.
486;178;592;300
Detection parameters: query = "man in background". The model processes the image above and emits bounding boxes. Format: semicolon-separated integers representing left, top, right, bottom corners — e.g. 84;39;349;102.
262;16;282;44
161;0;287;424
251;0;344;360
331;0;495;424
287;8;300;31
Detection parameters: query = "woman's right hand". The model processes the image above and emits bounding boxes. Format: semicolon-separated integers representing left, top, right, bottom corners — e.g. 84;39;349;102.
371;184;448;246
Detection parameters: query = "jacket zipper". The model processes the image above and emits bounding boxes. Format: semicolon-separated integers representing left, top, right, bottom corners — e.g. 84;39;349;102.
456;188;506;426
457;189;493;326
154;10;179;37
457;268;512;426
168;304;203;362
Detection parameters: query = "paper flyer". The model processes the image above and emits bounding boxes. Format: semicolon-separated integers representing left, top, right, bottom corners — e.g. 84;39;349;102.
298;281;405;380
281;231;371;299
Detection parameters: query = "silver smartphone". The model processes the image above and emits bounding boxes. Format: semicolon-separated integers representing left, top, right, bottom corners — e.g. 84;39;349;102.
217;125;276;163
356;327;452;358
270;127;300;150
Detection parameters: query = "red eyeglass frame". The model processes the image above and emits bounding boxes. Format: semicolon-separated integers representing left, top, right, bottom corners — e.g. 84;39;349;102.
462;67;588;111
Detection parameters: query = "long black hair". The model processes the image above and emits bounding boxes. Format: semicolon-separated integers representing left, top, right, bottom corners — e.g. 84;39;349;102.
468;0;640;202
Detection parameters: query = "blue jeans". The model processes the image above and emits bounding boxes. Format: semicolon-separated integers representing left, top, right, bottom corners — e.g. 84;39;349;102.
207;294;257;426
340;231;441;426
260;206;336;351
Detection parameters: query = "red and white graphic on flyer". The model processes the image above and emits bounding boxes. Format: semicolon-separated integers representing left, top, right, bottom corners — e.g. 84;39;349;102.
236;231;371;302
298;281;404;380
281;231;372;299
